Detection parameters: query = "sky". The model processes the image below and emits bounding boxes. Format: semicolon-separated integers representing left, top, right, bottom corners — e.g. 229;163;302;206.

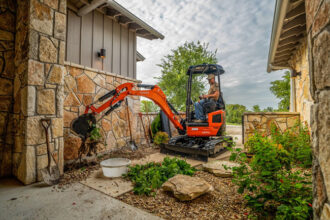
118;0;286;110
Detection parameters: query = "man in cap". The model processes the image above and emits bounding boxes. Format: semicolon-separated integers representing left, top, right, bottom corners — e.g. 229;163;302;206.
194;74;219;122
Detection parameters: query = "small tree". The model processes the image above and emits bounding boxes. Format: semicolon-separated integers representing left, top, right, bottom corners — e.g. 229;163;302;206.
157;41;218;111
252;105;261;112
270;71;290;111
140;100;159;113
226;104;248;124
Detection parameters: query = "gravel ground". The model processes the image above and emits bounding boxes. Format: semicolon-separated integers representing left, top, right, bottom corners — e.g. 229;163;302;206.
118;171;249;220
57;145;159;187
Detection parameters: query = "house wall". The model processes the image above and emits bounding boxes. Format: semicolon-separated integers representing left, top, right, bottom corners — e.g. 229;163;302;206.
66;9;136;78
242;112;300;145
0;0;16;177
289;39;313;126
305;0;330;219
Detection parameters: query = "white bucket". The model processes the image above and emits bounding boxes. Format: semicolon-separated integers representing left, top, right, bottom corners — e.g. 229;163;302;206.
100;158;131;178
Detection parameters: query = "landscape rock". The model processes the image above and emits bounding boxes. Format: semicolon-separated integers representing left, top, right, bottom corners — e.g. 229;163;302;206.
202;160;239;177
162;174;214;201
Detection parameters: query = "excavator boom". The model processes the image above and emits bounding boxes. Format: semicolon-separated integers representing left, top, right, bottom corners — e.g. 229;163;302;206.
72;82;184;140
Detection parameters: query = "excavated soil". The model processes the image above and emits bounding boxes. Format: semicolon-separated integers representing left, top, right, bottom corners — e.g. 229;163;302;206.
57;145;159;187
118;171;249;220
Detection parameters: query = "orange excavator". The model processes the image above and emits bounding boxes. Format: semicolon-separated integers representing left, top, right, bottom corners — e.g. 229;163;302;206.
71;64;232;161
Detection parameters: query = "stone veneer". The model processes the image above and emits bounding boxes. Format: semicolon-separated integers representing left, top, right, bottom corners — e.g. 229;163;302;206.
242;112;300;144
0;0;16;177
289;39;313;126
0;0;67;184
305;0;330;219
63;63;145;161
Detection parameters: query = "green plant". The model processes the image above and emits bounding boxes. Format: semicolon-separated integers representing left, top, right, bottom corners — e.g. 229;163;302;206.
226;122;312;219
124;157;196;196
153;131;169;145
151;114;162;137
90;124;102;141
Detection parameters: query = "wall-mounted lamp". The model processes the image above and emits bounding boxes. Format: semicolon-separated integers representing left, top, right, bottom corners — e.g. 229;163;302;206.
98;48;106;59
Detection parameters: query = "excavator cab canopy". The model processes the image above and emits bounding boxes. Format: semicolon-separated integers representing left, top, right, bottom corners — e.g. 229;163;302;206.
186;64;225;76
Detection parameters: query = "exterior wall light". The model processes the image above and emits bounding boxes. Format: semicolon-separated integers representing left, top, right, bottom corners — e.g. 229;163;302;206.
98;48;106;59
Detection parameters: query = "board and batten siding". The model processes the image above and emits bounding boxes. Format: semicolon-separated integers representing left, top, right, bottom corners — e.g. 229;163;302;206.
66;9;137;78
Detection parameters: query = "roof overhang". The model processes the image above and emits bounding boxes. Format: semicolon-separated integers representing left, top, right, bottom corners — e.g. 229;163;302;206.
69;0;164;40
267;0;306;72
136;51;145;62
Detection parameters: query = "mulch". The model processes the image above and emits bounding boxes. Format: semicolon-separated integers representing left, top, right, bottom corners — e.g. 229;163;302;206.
118;171;249;220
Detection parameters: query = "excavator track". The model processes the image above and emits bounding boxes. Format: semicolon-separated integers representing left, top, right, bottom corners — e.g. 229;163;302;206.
160;135;233;162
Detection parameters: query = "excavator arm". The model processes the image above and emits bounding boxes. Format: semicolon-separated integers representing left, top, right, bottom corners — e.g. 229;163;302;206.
82;82;184;132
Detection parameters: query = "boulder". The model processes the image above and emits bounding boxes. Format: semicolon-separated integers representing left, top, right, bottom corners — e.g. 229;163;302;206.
162;174;213;201
202;160;239;177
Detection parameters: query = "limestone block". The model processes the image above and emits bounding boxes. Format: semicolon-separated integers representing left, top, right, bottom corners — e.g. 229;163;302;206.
106;131;117;150
101;119;112;132
43;0;58;9
321;203;330;220
64;134;81;160
26;116;46;145
248;115;261;122
64;74;77;92
37;89;56;114
0;78;13;96
52;118;63;138
37;154;48;170
17;145;36;184
162;174;214;201
56;85;64;117
39;36;57;63
83;94;93;105
54;12;65;40
27;86;36;116
277;122;288;133
47;65;64;84
63;110;77;127
30;0;53;35
313;28;330;89
59;0;66;14
94;88;109;102
77;74;95;93
64;92;80;107
0;96;11;112
312;1;330;37
28;59;44;85
94;75;106;88
116;138;126;148
0;9;16;32
59;41;65;65
106;75;113;84
69;66;83;77
58;137;64;174
287;116;300;128
203;160;239;177
85;70;97;79
317;90;330;199
0;29;14;41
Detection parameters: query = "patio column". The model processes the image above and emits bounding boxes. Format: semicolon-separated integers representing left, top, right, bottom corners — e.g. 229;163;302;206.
13;0;66;184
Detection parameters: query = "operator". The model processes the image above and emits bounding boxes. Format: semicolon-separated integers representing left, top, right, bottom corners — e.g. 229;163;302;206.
194;74;219;122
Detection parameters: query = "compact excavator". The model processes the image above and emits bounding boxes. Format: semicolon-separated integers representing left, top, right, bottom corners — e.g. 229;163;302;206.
71;64;232;161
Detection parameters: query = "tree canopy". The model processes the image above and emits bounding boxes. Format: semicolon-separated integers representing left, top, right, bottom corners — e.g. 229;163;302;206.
270;71;290;111
140;100;159;113
225;104;248;124
156;41;218;111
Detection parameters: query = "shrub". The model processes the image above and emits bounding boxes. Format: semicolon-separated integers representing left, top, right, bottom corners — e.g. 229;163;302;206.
226;122;312;219
124;157;196;196
153;131;169;145
151;114;162;137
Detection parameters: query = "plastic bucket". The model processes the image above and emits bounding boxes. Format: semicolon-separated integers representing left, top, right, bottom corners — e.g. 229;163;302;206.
100;158;131;178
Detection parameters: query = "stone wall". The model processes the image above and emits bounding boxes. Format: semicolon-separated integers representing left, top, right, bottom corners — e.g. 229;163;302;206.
10;0;66;184
289;39;313;126
63;63;144;161
0;0;16;177
305;0;330;218
242;112;300;144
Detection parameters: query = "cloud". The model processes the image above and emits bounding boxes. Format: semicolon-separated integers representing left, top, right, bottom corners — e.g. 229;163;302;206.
118;0;287;109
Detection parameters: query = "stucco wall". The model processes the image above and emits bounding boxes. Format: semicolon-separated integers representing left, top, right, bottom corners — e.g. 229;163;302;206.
289;39;313;126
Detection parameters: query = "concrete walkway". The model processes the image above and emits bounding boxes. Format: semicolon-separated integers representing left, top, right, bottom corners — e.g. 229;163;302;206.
0;179;161;220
